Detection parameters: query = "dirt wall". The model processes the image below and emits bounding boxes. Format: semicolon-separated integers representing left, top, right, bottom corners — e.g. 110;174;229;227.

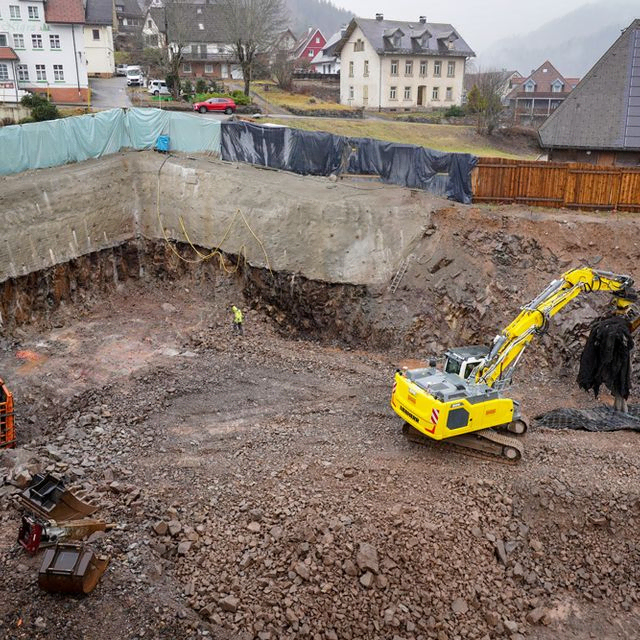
0;151;438;288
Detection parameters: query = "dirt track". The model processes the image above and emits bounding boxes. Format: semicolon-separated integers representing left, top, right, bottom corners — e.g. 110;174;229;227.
2;197;640;640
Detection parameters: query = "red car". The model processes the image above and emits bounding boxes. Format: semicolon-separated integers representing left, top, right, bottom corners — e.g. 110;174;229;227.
193;97;236;114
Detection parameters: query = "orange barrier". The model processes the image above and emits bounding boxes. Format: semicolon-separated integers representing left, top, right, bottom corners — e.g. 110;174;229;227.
0;378;15;448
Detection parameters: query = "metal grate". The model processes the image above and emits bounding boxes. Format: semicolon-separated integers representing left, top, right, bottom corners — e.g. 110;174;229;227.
534;404;640;431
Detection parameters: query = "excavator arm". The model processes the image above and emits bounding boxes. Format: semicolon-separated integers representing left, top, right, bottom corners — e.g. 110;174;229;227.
475;267;637;388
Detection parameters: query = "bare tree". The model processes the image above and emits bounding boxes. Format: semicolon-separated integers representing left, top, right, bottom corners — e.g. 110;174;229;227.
272;51;295;90
218;0;287;96
466;68;509;135
161;0;193;98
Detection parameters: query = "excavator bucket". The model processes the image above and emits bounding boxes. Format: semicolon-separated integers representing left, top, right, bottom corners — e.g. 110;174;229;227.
0;378;15;448
18;514;109;554
38;543;109;594
19;474;99;522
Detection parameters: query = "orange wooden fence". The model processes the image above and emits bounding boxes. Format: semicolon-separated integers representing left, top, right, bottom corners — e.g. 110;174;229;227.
472;158;640;212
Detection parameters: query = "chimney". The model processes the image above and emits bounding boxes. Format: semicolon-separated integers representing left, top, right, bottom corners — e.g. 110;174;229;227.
419;16;426;24
375;13;383;21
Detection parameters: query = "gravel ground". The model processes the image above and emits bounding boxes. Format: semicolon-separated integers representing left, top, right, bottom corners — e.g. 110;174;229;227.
2;263;640;640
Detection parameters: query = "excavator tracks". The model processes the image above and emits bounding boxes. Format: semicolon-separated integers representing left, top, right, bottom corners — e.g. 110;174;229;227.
402;423;524;464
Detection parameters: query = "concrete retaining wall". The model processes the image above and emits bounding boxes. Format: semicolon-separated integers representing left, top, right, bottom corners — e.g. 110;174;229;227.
0;151;442;286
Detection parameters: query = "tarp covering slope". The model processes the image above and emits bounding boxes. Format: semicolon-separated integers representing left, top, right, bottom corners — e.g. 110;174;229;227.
0;108;221;176
221;121;477;203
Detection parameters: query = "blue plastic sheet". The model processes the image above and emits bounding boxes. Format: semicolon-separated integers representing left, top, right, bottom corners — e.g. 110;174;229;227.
0;108;221;176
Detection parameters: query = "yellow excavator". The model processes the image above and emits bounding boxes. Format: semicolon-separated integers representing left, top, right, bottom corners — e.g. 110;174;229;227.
391;267;638;461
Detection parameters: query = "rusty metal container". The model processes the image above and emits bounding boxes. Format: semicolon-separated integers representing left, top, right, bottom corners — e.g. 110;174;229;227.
38;543;109;594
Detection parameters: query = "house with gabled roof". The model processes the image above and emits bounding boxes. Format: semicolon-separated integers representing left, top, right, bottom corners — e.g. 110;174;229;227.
84;0;115;77
0;0;89;103
311;29;343;75
291;27;325;66
142;3;239;80
539;19;640;166
334;13;474;110
504;60;578;124
114;0;145;51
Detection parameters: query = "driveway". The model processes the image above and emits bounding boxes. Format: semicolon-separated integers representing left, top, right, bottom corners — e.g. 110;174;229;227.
89;76;131;110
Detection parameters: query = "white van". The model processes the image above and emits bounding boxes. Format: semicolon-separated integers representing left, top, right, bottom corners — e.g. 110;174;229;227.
126;66;143;86
148;79;170;96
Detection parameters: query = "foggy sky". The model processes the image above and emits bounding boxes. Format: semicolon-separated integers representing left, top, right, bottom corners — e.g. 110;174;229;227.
334;0;592;54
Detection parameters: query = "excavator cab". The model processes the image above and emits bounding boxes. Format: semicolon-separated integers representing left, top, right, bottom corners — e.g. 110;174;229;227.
443;346;490;380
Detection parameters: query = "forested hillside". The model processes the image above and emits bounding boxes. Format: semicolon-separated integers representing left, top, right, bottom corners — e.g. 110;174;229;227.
285;0;353;40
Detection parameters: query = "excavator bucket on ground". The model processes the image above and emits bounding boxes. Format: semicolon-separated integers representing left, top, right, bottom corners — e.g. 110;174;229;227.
18;514;109;554
38;543;109;594
19;474;99;521
0;378;15;448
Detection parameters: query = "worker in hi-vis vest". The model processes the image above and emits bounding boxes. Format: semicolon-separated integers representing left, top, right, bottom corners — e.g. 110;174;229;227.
231;305;244;336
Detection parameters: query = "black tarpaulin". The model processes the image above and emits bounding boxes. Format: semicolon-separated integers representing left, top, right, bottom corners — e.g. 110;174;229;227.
220;122;478;204
577;316;634;400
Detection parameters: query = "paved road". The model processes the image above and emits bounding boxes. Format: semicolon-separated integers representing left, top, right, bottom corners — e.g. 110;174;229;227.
89;76;131;109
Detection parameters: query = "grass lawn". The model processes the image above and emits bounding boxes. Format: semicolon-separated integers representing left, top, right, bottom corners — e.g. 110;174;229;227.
252;82;353;112
259;116;538;159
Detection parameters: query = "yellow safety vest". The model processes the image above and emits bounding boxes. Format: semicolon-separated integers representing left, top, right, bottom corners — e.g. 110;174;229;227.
233;307;243;323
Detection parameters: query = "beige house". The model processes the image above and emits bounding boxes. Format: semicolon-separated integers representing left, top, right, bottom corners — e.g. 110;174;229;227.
84;0;115;77
335;14;474;110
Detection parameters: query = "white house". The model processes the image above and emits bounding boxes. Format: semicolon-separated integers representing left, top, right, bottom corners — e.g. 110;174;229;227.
310;29;342;75
84;0;115;77
336;14;474;110
0;0;89;103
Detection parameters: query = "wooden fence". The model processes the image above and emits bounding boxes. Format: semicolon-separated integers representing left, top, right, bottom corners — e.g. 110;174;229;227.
472;158;640;212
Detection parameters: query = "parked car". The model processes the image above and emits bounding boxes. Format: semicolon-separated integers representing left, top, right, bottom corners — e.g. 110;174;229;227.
115;64;127;77
126;66;144;87
148;80;170;96
193;97;236;114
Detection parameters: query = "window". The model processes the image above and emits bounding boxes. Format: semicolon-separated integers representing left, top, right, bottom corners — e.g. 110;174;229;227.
35;64;46;81
353;39;364;52
53;64;64;81
403;86;411;100
393;34;401;47
551;80;564;92
308;50;313;57
445;86;453;101
205;63;213;73
183;63;191;72
524;80;535;92
17;64;29;81
390;59;398;75
198;23;204;30
389;86;397;100
447;61;455;77
348;85;354;99
432;86;439;100
13;33;24;48
0;64;8;81
92;29;100;40
419;60;427;76
405;60;413;76
363;85;368;101
0;34;6;47
144;34;157;46
363;60;369;77
9;5;20;19
348;61;353;77
196;7;202;13
315;37;320;43
28;5;39;19
147;19;152;27
433;60;441;77
49;34;60;49
32;33;43;49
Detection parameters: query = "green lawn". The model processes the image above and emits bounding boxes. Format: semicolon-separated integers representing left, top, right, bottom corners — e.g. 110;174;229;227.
260;116;536;159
